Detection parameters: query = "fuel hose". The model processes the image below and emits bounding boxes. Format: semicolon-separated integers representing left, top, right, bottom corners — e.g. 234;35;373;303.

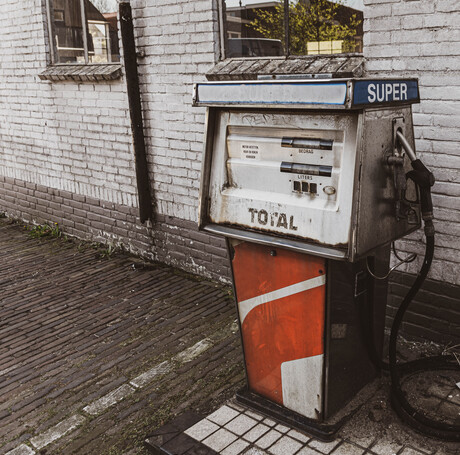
387;134;460;441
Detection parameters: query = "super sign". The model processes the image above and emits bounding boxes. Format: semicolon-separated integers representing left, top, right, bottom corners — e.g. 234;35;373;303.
352;80;419;106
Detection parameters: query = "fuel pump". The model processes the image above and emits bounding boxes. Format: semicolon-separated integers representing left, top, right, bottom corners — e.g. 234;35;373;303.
194;78;459;441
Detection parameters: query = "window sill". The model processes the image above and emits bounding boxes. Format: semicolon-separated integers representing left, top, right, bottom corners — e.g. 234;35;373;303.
207;54;364;81
39;64;122;82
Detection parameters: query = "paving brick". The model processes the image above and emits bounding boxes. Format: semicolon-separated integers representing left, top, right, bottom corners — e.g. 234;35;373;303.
267;435;303;455
255;430;283;450
370;439;403;455
185;418;220;442
286;429;310;444
30;415;86;450
0;220;244;453
4;445;36;455
307;439;341;454
207;405;240;426
330;442;365;455
243;410;264;422
222;439;251;455
243;448;269;455
242;423;271;443
297;447;322;455
203;428;238;452
225;414;258;436
399;449;430;455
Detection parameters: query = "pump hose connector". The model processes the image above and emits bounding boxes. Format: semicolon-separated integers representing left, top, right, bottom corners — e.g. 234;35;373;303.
388;132;460;441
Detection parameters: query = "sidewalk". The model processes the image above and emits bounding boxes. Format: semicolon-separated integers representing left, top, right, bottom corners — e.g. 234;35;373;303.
0;219;458;455
0;219;244;454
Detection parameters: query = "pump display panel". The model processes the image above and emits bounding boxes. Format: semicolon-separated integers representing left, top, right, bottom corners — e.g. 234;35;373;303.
197;79;421;261
205;111;358;251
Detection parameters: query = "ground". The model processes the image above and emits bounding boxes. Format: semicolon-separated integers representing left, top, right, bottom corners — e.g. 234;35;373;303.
0;219;245;454
0;218;458;455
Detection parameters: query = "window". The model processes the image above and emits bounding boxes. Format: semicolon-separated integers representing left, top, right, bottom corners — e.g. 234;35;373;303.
46;0;120;64
221;0;364;59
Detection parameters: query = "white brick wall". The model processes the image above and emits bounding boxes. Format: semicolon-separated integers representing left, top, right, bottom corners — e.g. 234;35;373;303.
2;0;458;287
0;0;138;208
131;0;219;222
364;0;460;285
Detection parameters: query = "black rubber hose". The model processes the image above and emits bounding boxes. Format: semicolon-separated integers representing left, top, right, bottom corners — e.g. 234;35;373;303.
388;232;460;441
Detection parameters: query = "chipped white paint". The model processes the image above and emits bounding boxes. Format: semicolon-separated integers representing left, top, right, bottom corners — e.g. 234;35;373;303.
175;338;213;363
238;275;326;324
281;355;324;419
83;384;135;416
4;444;36;455
7;336;215;453
129;360;172;388
29;415;85;450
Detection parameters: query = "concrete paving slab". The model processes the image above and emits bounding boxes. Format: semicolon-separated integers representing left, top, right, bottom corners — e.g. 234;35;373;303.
208;405;240;426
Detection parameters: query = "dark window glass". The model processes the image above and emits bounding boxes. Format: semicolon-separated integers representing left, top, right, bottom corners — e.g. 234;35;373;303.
224;1;285;58
48;0;120;64
51;0;85;63
85;1;120;63
222;0;363;58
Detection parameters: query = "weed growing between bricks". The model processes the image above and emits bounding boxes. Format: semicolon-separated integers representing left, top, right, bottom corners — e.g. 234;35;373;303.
0;217;245;454
14;218;125;261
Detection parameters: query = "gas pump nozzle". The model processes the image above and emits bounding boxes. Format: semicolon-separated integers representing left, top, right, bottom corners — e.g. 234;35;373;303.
395;130;435;236
387;131;411;221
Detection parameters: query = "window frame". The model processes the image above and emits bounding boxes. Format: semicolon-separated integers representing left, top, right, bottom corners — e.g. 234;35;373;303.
45;0;119;66
217;0;363;60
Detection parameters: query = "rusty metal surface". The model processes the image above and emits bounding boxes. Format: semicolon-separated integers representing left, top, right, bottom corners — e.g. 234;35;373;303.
353;106;421;259
201;109;360;254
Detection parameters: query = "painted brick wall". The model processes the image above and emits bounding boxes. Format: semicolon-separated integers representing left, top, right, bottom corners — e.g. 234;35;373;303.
0;0;138;208
0;175;230;282
131;0;220;222
363;0;460;287
388;271;460;344
0;0;229;282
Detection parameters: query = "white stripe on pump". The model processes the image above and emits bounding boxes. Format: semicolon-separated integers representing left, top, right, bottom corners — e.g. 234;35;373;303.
238;274;326;324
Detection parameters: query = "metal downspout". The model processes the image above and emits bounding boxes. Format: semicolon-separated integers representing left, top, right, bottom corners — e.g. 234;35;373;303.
119;1;153;223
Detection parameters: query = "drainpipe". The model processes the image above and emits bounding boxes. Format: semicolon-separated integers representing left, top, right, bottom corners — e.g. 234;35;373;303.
119;1;153;223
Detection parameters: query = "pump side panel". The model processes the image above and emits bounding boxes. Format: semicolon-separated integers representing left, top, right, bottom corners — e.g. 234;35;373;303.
231;241;326;420
354;107;421;258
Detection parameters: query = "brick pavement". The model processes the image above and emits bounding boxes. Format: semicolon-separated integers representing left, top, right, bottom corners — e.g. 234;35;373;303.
0;218;458;455
0;219;245;454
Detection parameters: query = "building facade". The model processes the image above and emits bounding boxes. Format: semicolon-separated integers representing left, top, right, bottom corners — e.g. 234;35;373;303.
0;0;458;342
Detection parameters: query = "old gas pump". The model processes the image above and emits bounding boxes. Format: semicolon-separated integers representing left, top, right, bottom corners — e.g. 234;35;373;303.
194;78;426;439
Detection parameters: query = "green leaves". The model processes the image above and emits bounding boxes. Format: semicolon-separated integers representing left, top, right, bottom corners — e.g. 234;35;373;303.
248;0;362;55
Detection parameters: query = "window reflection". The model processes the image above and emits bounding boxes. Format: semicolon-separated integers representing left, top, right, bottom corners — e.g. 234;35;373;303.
223;0;363;58
85;1;120;63
49;0;120;64
51;0;85;63
225;1;284;58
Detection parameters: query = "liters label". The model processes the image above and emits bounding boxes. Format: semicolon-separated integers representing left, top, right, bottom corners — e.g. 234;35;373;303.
248;208;298;231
